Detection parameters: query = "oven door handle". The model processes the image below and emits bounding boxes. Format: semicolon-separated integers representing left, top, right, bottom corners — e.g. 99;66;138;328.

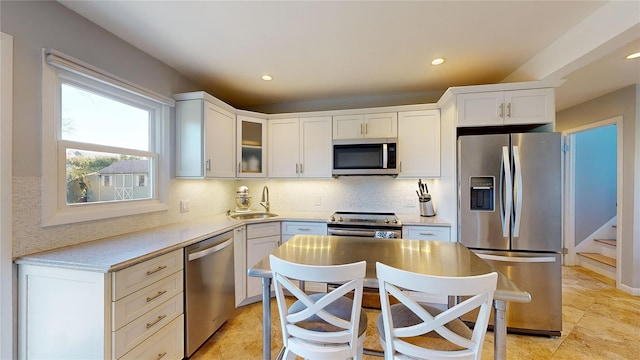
327;228;401;238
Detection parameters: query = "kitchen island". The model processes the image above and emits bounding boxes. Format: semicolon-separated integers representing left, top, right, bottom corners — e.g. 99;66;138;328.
249;234;531;360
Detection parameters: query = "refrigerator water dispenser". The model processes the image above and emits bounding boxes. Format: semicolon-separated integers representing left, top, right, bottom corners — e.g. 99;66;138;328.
469;176;494;211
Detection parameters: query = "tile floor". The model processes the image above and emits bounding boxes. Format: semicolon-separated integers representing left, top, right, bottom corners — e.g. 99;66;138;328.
190;266;639;359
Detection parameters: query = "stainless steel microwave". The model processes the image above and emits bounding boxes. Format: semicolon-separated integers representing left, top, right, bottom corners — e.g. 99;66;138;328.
332;138;398;176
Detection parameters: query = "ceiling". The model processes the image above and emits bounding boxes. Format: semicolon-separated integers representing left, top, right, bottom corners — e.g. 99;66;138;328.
58;1;640;113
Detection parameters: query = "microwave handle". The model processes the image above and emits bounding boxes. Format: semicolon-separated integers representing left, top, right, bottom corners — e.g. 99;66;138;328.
383;143;388;169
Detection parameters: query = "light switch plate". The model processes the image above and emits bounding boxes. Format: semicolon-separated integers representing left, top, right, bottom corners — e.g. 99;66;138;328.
180;200;190;213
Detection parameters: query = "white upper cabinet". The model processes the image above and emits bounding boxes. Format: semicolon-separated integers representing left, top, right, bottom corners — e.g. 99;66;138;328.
175;98;235;178
237;115;267;177
269;116;332;178
332;112;397;139
397;110;440;177
456;88;555;127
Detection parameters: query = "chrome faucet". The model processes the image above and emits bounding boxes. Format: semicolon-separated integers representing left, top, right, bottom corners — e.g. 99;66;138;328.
260;185;270;212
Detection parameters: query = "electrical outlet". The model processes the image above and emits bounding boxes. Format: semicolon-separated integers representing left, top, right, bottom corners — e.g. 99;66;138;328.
404;197;416;207
313;196;321;206
180;199;190;213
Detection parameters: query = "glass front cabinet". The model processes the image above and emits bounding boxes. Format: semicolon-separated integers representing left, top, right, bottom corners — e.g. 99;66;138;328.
237;115;267;177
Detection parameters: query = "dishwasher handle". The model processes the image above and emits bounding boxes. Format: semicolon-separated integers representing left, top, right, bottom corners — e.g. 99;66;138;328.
187;237;233;262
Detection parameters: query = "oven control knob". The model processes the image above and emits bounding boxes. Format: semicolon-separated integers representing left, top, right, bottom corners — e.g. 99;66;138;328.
330;216;335;222
392;219;399;224
384;218;390;224
337;216;342;222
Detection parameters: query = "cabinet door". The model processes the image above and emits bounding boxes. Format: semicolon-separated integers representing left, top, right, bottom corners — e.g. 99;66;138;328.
204;103;236;178
397;110;440;177
333;114;364;139
246;235;280;298
300;116;332;178
365;112;397;138
456;91;504;127
268;118;300;178
504;88;554;125
237;116;267;177
233;226;246;307
175;99;205;178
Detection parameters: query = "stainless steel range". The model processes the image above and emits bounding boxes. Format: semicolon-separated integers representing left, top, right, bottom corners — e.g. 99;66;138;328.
327;211;402;238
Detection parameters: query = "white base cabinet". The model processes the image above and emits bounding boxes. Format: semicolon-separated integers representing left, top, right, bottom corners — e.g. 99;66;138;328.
245;222;280;301
403;225;451;242
18;249;184;360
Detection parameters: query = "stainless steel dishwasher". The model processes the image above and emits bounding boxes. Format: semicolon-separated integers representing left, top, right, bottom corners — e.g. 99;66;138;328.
184;230;235;357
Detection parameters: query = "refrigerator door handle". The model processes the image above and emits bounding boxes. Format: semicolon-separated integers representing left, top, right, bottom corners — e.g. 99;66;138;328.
512;145;523;237
476;253;557;263
500;146;512;238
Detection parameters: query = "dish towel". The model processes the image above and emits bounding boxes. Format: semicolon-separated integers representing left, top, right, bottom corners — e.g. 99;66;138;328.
374;231;396;238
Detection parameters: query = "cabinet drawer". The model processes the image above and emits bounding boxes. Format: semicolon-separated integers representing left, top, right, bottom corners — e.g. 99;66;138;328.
113;293;183;359
113;271;184;331
120;314;184;360
113;250;183;301
247;221;280;238
403;226;451;241
281;221;327;235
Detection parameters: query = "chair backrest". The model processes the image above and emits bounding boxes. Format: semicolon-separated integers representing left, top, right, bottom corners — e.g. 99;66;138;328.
270;255;367;359
376;262;498;360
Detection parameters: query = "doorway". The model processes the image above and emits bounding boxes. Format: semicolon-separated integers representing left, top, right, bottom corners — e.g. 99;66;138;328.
563;117;622;284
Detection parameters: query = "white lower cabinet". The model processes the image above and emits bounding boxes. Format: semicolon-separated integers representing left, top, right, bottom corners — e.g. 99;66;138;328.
281;221;328;293
403;225;451;242
18;249;184;360
245;222;280;301
281;221;327;243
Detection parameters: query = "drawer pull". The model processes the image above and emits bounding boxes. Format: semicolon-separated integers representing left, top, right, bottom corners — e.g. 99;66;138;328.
146;265;167;276
146;290;168;303
146;315;167;329
156;352;167;360
419;233;435;236
297;228;311;231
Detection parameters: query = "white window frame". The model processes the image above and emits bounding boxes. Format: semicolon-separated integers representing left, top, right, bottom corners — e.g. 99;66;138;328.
42;49;172;226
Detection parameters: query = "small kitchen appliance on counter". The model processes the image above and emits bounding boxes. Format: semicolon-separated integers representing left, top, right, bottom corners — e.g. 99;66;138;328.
235;186;252;212
417;179;436;217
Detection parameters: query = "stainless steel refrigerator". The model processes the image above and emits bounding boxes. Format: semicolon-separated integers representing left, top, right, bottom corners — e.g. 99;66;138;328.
458;132;562;336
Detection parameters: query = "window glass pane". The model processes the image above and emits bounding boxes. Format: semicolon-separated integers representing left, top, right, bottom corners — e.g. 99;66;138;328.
66;149;152;204
61;83;150;151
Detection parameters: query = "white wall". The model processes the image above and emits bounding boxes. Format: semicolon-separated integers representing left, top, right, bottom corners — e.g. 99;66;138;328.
556;85;639;292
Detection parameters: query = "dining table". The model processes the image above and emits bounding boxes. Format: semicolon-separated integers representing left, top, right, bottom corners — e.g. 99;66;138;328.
248;234;531;360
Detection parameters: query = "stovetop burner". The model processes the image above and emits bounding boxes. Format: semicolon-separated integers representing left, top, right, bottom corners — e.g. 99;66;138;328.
328;211;401;228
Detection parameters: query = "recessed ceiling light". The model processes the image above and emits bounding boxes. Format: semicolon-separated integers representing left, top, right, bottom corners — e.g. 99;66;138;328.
625;52;640;60
431;58;445;66
261;74;273;81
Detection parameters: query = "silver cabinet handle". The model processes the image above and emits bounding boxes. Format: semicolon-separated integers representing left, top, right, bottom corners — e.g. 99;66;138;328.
297;228;311;231
146;290;167;303
365;123;368;134
299;163;303;174
499;103;504;118
507;103;512;117
419;232;435;236
206;159;211;172
146;265;167;276
156;352;167;360
360;123;363;134
146;314;166;329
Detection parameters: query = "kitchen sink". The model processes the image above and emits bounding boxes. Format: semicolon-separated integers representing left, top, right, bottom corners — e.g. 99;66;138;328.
229;212;278;220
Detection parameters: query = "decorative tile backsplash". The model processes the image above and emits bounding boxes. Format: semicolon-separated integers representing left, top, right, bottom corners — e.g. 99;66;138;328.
12;175;429;257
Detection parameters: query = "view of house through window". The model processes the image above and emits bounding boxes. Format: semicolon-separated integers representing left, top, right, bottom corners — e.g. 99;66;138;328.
61;84;153;204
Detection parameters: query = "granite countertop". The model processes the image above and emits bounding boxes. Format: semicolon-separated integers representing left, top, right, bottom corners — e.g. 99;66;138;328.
15;210;450;273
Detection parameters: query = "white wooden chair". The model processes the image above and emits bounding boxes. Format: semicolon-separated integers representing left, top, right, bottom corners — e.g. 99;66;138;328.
270;255;368;360
376;262;498;360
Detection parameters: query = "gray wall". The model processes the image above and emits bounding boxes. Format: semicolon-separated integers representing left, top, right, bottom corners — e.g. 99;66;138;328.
556;85;638;289
1;1;237;257
574;125;617;244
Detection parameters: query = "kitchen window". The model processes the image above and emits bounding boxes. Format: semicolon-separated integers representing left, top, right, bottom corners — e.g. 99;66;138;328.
42;49;173;226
